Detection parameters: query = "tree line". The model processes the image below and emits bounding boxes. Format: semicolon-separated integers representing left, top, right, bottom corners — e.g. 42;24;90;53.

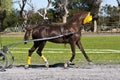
0;0;120;32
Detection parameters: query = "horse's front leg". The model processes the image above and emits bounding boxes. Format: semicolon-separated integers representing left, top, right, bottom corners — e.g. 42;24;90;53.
76;41;93;64
64;42;76;68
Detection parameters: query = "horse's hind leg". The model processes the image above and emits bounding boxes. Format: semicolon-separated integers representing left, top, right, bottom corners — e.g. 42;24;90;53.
36;41;49;68
76;41;93;64
25;42;39;69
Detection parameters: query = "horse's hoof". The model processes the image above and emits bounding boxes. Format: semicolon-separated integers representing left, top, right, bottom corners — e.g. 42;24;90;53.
45;62;49;68
0;69;6;72
7;65;13;69
88;62;94;65
24;65;29;69
64;63;68;69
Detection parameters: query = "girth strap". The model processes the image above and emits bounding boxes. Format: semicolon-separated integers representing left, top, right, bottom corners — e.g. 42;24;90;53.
60;25;64;35
60;26;74;39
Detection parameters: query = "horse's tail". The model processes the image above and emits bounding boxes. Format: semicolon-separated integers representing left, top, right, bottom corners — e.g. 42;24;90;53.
24;28;33;44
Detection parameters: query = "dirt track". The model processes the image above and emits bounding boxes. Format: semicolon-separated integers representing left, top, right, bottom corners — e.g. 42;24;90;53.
0;64;120;80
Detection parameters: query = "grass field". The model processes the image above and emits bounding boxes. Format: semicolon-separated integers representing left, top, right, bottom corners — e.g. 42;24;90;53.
1;35;120;65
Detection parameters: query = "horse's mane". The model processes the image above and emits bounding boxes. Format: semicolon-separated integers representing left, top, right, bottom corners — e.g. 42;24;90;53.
27;11;89;30
66;11;88;25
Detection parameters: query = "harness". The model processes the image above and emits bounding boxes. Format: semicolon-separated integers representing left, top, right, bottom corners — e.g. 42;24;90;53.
60;25;77;42
60;25;67;41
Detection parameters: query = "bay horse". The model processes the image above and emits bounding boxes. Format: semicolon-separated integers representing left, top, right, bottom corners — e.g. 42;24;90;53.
24;11;93;68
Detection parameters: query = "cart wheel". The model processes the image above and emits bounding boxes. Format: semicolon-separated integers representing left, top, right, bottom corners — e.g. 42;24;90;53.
7;50;14;68
2;46;14;68
0;51;8;71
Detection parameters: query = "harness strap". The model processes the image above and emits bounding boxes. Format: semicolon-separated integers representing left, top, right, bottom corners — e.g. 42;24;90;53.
60;25;64;34
60;25;66;40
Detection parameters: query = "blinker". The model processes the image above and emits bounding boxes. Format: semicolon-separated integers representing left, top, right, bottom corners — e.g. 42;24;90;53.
83;12;92;24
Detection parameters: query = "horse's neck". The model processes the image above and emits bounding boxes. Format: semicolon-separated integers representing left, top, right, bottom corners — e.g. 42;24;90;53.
63;20;82;32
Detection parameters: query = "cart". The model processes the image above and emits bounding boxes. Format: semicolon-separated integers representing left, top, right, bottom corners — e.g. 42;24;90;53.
0;46;14;71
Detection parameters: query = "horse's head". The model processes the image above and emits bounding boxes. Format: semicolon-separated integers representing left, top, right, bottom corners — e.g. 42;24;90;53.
69;11;93;26
82;12;94;32
83;12;93;24
77;11;93;31
64;11;93;31
77;11;93;25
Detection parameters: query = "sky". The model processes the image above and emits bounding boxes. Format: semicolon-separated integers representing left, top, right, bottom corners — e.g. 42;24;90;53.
13;0;49;11
13;0;118;11
101;0;118;6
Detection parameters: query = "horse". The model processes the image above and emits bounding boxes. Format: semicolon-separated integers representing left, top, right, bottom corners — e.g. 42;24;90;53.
24;11;93;68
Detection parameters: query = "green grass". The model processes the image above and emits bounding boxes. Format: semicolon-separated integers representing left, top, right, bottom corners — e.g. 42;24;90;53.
82;36;120;50
1;36;120;65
